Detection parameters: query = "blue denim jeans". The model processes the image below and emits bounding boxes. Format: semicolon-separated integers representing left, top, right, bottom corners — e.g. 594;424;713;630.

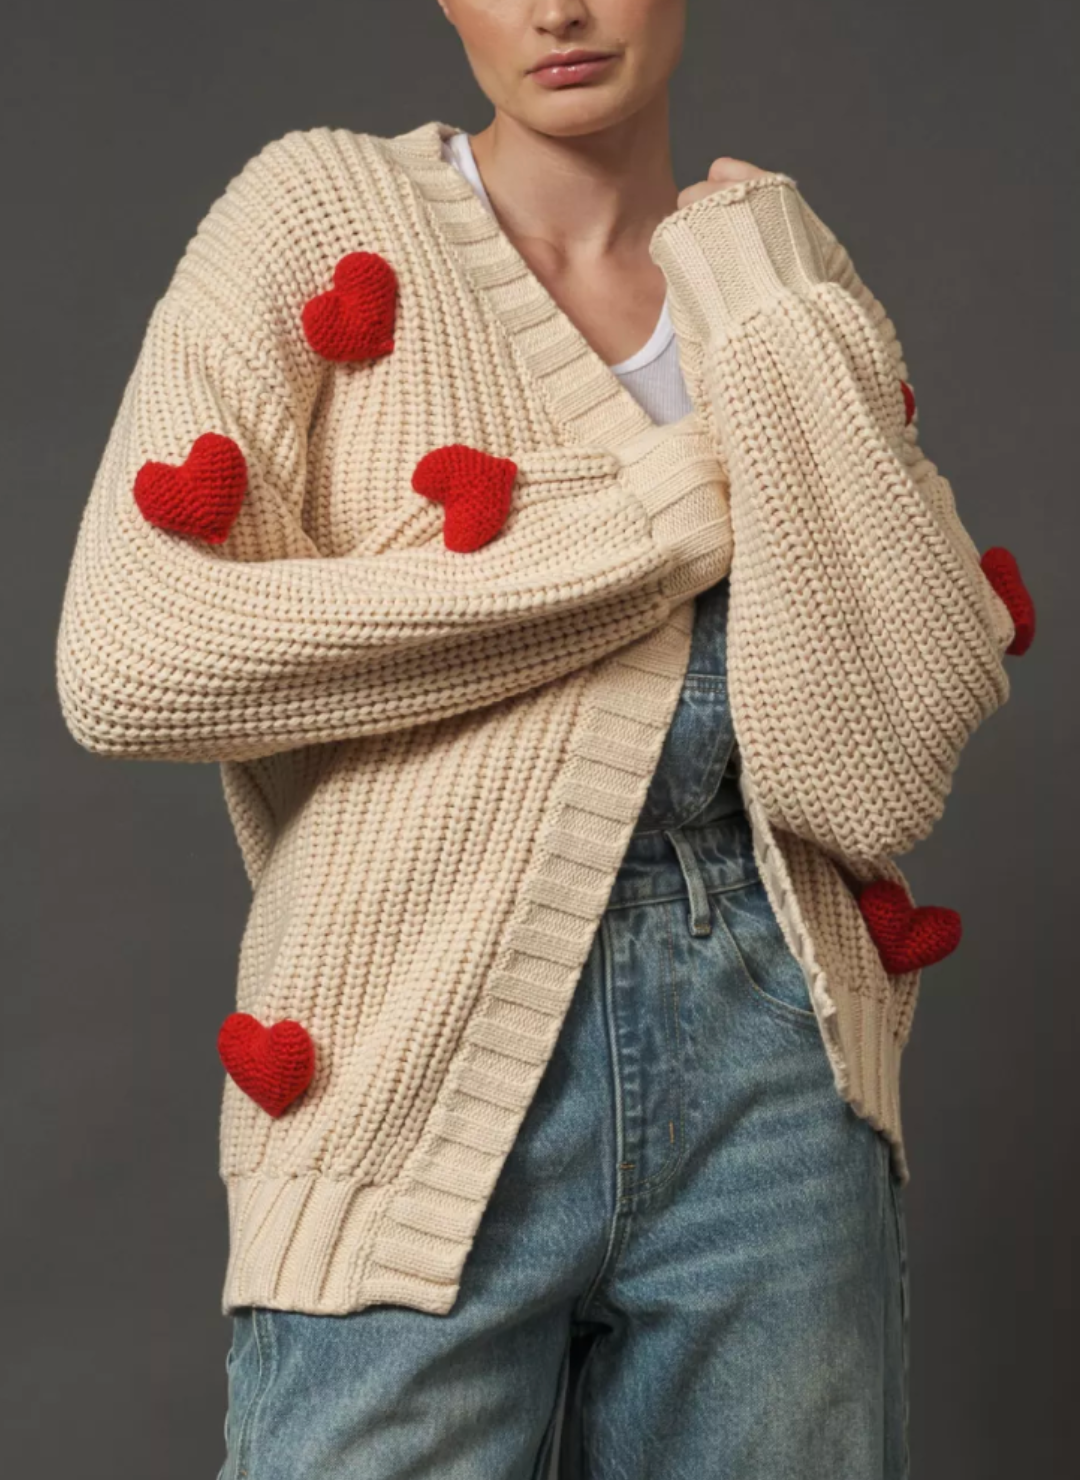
218;577;910;1479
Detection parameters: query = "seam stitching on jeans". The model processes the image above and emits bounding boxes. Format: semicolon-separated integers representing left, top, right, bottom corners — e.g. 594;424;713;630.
714;888;819;1027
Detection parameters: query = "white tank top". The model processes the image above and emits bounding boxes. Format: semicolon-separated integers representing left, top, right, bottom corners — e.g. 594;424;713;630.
441;131;694;427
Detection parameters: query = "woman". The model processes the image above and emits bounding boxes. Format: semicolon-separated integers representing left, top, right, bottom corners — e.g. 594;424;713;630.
55;1;1034;1476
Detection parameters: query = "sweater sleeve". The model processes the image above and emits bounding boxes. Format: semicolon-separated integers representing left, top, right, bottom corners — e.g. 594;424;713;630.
56;258;729;767
650;173;1015;861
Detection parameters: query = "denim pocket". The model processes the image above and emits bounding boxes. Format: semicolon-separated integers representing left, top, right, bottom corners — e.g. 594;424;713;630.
714;878;818;1025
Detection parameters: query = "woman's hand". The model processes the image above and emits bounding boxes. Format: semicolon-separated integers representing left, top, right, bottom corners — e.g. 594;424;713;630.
677;157;773;211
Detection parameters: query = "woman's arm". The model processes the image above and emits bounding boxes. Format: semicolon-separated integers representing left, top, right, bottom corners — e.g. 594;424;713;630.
651;173;1017;861
55;146;730;766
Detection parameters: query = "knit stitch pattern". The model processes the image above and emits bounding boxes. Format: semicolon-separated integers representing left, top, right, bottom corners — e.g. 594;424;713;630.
55;122;1018;1317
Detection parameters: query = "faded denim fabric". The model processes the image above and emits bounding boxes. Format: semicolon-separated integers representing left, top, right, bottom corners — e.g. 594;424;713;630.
219;575;910;1480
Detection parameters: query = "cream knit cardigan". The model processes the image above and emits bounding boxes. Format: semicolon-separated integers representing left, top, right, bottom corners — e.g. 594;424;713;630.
55;120;1016;1317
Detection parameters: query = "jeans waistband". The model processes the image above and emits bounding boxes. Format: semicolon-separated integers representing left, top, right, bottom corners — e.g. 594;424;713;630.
608;810;759;935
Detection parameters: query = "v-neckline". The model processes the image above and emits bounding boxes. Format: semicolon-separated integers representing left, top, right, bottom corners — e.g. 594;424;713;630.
374;119;698;453
441;126;673;379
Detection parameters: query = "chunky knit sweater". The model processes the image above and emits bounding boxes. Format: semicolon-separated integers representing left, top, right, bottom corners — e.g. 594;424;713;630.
55;119;1026;1318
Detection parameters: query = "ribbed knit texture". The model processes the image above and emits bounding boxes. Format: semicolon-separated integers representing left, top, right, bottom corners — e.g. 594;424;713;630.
55;121;1018;1317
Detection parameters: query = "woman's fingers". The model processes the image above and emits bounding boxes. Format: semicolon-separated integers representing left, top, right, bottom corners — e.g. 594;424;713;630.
676;180;722;209
707;156;769;184
677;156;774;211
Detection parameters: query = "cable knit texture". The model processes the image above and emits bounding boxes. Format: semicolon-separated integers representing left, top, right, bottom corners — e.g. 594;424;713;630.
55;121;1019;1317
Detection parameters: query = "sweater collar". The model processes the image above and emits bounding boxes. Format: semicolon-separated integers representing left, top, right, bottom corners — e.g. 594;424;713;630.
374;119;690;453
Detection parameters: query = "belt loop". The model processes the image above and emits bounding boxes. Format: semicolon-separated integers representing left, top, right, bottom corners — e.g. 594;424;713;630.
663;827;713;937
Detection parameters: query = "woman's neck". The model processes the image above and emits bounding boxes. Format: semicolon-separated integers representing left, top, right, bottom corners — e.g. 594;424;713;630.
469;93;680;262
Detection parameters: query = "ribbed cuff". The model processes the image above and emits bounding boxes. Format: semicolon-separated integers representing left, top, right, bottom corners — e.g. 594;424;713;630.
612;418;734;600
650;173;830;343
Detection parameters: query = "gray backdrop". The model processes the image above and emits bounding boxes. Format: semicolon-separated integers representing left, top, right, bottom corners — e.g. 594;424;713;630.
4;1;1075;1475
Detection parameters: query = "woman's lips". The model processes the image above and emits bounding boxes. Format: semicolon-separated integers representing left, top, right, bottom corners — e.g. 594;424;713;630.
528;52;618;89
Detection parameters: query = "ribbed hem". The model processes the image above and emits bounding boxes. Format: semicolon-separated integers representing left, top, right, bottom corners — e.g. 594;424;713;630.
839;986;907;1182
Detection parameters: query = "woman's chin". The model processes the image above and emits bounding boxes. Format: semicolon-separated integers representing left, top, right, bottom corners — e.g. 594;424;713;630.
511;87;651;140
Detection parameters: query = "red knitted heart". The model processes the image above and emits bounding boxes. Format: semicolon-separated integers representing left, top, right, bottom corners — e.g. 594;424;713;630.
301;251;398;363
980;546;1036;655
900;380;916;425
412;444;519;552
217;1012;315;1118
133;432;247;544
857;880;962;975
